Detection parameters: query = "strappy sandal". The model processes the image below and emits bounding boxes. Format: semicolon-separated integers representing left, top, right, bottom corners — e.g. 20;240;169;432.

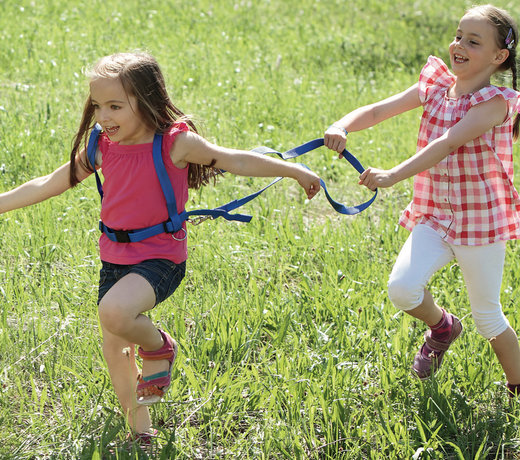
137;329;177;405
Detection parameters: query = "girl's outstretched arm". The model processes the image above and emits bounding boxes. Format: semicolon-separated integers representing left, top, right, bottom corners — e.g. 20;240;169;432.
0;153;92;214
359;95;508;190
171;132;321;199
325;84;422;153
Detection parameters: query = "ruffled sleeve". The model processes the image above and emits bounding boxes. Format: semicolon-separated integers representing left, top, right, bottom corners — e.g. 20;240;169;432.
470;86;520;121
162;121;190;154
418;56;455;104
97;131;111;156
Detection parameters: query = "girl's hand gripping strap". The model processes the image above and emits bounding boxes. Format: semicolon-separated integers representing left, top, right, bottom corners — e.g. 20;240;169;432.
253;138;377;215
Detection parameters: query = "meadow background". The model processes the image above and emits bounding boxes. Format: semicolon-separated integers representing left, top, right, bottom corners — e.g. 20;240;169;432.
1;0;520;458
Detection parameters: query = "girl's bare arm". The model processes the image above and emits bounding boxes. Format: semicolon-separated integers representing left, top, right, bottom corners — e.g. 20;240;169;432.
0;152;92;213
171;132;321;199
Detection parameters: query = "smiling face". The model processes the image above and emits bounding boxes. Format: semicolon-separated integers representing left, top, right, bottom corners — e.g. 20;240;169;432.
89;77;154;145
449;13;508;84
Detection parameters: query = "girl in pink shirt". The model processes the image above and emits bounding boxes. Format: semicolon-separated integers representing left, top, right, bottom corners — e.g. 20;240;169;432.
325;5;520;395
0;52;320;442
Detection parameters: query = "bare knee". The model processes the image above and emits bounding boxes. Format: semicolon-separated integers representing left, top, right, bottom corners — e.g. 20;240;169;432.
98;297;132;336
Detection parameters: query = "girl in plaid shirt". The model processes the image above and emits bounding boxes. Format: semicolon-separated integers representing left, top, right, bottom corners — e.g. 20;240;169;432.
325;5;520;395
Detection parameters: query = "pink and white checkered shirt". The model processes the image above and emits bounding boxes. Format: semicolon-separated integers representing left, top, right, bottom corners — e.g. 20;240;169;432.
399;56;520;246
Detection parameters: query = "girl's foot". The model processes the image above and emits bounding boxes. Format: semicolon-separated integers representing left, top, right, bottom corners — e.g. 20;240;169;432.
412;313;463;379
127;429;157;445
137;329;177;405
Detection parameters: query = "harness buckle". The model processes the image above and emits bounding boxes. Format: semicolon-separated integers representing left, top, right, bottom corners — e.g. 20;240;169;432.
187;215;214;226
114;230;132;243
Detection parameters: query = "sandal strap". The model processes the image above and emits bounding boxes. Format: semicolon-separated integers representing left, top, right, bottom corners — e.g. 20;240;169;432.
141;371;169;382
136;330;177;401
138;330;176;361
424;332;452;351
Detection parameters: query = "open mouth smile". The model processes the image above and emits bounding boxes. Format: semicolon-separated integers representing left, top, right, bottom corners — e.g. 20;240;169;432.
105;126;119;136
453;54;468;64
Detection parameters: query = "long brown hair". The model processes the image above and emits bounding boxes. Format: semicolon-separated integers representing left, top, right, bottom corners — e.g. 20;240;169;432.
69;52;220;188
467;5;519;140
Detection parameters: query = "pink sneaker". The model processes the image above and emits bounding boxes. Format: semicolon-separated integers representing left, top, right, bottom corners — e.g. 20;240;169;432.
412;314;463;380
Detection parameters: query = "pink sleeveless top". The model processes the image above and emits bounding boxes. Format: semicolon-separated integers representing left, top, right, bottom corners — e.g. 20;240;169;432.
97;122;189;264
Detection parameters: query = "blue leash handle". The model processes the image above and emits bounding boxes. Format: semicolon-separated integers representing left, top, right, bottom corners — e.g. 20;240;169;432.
253;138;377;215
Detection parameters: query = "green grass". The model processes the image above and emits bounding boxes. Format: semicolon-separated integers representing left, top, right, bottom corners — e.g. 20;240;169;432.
1;0;520;458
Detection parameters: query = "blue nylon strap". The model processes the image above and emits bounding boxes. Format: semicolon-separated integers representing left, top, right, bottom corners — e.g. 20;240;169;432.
151;132;255;230
99;221;168;243
93;127;256;243
87;124;104;200
193;176;283;215
252;138;377;215
151;133;184;231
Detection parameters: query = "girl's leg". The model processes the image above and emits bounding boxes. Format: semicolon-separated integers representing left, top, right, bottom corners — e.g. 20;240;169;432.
98;273;169;430
453;242;520;385
388;225;462;378
100;326;152;433
490;327;520;386
388;224;454;320
406;289;444;326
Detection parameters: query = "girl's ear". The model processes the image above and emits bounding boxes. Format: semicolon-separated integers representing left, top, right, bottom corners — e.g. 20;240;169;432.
494;48;510;65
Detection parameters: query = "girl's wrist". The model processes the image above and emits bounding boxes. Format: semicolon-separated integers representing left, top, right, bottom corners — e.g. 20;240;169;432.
388;166;404;185
328;123;348;135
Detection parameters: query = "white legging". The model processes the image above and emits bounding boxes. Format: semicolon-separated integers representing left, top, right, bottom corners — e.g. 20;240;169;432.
388;224;509;339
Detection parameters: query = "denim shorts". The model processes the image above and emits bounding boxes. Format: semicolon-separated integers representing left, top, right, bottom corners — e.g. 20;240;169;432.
97;259;186;306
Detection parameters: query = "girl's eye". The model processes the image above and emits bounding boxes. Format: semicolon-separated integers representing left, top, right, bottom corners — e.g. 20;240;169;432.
92;104;99;110
111;105;121;110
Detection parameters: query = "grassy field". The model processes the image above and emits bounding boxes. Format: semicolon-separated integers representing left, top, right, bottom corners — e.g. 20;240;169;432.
1;0;520;458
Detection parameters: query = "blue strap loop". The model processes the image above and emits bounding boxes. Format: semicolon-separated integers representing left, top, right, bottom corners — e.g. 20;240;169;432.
252;138;377;215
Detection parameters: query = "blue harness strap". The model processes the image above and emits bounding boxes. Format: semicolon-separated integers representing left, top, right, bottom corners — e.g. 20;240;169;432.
87;126;104;199
86;124;255;243
86;125;377;243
